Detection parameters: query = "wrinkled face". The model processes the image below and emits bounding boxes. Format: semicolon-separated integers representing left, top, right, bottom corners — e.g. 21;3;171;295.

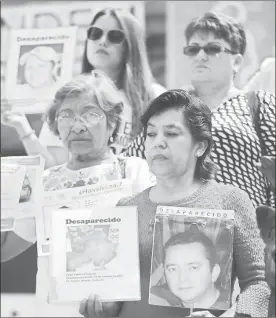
164;242;219;305
86;14;126;73
145;108;202;179
24;55;54;88
185;32;239;86
56;93;113;157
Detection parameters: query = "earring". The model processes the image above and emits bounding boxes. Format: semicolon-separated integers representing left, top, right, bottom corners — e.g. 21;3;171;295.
109;136;114;144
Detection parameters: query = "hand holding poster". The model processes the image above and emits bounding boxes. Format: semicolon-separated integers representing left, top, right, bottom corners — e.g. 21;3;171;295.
4;27;77;113
149;206;234;312
49;206;140;303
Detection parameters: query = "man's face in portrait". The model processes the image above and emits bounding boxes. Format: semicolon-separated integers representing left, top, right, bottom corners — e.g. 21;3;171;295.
164;242;220;306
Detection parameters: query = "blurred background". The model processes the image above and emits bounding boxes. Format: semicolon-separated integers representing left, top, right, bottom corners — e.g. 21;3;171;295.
1;0;275;155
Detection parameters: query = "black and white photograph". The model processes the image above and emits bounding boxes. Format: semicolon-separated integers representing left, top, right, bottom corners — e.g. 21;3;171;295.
1;1;275;317
16;44;63;97
4;26;77;113
66;224;119;272
149;207;235;311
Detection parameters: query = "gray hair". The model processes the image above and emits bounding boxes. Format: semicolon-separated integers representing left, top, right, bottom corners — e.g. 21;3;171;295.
45;70;124;139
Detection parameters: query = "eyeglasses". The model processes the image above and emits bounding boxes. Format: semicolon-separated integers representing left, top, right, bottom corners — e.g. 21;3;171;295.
87;26;125;44
57;111;105;126
183;43;236;56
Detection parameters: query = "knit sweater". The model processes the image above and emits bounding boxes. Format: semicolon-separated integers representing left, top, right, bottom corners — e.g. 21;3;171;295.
117;180;270;318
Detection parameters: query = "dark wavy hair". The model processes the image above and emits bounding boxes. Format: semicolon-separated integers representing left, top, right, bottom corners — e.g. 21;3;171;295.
185;11;247;55
141;89;217;181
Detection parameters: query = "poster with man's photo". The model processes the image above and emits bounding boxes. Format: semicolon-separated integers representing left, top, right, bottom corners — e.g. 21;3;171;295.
4;27;77;113
149;206;234;312
49;206;140;303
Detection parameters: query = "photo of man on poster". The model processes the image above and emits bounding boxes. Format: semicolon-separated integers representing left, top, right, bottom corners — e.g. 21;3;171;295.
150;231;230;310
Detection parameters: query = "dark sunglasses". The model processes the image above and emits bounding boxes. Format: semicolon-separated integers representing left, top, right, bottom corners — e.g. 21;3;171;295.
183;43;236;56
87;26;125;44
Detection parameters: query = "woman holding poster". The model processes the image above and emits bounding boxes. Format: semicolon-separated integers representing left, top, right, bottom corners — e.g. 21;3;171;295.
2;7;165;168
80;90;270;317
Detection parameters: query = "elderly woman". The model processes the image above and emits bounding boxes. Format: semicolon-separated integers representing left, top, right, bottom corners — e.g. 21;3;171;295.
35;71;154;317
80;90;270;318
42;70;153;193
127;12;275;209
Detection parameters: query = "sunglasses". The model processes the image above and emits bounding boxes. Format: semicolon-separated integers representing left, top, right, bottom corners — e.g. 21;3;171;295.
183;43;236;56
87;26;125;44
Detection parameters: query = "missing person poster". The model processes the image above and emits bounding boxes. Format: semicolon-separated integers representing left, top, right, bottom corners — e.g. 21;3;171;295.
149;206;234;312
49;206;140;302
1;155;45;238
5;27;77;113
37;179;133;256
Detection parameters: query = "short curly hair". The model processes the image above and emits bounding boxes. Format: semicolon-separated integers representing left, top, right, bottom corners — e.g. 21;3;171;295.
185;11;246;55
141;89;218;181
45;71;124;140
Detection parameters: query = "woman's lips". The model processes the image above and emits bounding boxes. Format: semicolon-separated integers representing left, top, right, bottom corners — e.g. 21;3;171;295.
152;154;168;160
96;49;109;55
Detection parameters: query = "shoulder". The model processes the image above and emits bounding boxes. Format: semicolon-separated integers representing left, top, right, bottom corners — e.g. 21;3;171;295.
205;180;252;207
116;188;149;207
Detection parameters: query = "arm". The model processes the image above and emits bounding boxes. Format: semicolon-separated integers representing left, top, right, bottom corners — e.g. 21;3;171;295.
1;110;61;169
226;187;270;317
255;91;276;204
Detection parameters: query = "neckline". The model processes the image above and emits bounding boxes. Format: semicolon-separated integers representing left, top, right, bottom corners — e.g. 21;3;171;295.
142;179;211;208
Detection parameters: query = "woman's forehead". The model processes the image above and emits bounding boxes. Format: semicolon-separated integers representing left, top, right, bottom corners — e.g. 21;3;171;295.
148;108;185;127
59;93;99;111
93;13;122;31
188;31;228;46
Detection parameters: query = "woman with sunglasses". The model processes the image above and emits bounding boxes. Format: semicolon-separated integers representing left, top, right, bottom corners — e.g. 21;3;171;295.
2;7;165;169
127;11;275;209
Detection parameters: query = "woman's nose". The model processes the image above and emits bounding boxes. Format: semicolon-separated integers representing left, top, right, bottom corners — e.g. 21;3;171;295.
195;48;208;61
98;33;108;46
154;134;167;148
71;119;87;133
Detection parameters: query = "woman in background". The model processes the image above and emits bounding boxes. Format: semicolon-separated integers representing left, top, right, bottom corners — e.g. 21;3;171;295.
126;12;275;209
2;7;165;168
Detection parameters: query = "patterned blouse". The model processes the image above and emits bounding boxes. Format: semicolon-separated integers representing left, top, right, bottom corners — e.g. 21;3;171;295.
126;90;275;208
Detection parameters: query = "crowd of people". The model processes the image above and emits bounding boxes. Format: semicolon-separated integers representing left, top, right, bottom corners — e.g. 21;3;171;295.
1;7;275;318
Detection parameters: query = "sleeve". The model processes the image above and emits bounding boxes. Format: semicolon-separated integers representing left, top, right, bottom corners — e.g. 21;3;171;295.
257;90;276;157
38;122;63;148
124;157;156;194
225;187;270;317
257;90;276;207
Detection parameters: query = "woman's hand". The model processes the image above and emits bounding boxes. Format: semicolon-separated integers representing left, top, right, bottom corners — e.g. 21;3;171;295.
255;156;275;189
1;109;29;131
79;293;122;318
1;100;35;139
189;311;216;317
